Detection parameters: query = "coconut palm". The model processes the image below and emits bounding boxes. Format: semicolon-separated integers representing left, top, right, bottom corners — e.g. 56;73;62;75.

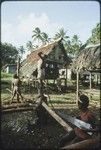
70;35;82;56
41;32;51;44
26;41;33;52
18;46;25;60
87;23;100;44
32;27;43;46
18;46;25;55
54;28;69;42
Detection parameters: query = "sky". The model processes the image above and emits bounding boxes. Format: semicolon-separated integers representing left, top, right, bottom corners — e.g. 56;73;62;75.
1;1;100;57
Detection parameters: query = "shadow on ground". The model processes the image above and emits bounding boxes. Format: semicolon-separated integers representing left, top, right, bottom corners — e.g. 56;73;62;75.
1;106;100;149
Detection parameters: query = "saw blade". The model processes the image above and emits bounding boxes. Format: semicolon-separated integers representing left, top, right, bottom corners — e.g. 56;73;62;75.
57;112;93;135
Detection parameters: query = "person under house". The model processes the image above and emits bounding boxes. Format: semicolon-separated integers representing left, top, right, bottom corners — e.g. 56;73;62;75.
37;52;47;96
11;73;23;103
32;52;48;128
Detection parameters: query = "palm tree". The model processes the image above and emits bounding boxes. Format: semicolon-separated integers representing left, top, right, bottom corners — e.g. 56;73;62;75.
32;27;43;46
26;41;33;52
54;28;69;42
87;23;100;44
41;32;51;44
18;46;25;60
18;46;25;55
64;40;71;53
70;35;82;56
72;35;82;45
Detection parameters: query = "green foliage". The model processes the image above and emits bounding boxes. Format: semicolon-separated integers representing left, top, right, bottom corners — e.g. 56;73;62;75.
54;28;69;42
87;23;100;44
64;35;82;56
26;41;33;52
1;42;18;67
1;72;12;78
32;27;43;45
18;46;25;60
41;32;51;44
32;27;51;47
18;46;25;55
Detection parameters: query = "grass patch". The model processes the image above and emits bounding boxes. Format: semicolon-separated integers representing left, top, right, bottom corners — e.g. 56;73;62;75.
1;72;12;81
1;75;100;106
1;72;12;78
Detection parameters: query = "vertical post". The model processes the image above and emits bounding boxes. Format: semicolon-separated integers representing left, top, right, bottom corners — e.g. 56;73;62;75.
17;57;20;76
40;79;44;97
89;72;92;100
65;65;67;87
95;74;98;86
17;56;20;102
76;71;79;104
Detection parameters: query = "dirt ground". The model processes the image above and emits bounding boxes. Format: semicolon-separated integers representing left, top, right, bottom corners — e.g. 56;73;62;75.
1;106;100;150
1;110;65;149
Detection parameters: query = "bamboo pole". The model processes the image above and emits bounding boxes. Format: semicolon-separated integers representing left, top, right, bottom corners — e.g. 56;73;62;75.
76;71;79;104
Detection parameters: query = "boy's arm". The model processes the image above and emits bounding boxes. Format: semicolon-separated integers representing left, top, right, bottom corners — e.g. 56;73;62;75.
11;81;14;93
11;82;14;94
88;114;97;129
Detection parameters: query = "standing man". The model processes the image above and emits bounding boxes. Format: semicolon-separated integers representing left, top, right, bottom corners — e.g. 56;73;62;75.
37;52;47;96
34;52;48;127
11;73;23;103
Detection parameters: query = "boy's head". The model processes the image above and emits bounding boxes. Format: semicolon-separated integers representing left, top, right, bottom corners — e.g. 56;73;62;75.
78;94;89;110
13;73;18;79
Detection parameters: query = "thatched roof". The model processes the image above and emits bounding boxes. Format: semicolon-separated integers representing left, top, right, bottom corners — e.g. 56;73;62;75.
71;44;100;72
20;38;71;77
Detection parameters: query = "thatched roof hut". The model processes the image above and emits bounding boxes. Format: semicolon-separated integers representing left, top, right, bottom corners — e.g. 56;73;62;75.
20;38;71;78
71;44;100;72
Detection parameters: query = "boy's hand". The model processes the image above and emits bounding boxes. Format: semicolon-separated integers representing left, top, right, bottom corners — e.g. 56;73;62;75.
76;116;81;120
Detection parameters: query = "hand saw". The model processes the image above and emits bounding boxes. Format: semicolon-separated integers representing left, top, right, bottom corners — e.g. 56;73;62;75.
57;111;93;135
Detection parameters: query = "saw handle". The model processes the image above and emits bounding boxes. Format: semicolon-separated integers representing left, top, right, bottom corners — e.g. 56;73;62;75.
80;127;99;133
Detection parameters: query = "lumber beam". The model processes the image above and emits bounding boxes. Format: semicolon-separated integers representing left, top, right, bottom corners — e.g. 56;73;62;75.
2;106;35;114
42;102;73;132
2;103;32;109
62;136;100;149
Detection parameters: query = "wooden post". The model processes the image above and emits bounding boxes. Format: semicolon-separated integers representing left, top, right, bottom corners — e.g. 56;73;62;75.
76;70;79;104
95;74;98;85
65;65;67;86
17;56;20;102
40;79;44;97
17;56;20;76
89;72;92;100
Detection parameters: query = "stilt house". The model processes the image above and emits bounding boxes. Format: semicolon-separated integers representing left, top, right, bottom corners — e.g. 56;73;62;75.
20;38;71;79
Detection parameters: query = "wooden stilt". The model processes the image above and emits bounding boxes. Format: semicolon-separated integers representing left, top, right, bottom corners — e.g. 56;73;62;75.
17;56;20;102
76;71;79;104
89;72;92;100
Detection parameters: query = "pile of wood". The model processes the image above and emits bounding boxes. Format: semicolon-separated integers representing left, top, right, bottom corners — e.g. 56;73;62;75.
1;100;36;113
